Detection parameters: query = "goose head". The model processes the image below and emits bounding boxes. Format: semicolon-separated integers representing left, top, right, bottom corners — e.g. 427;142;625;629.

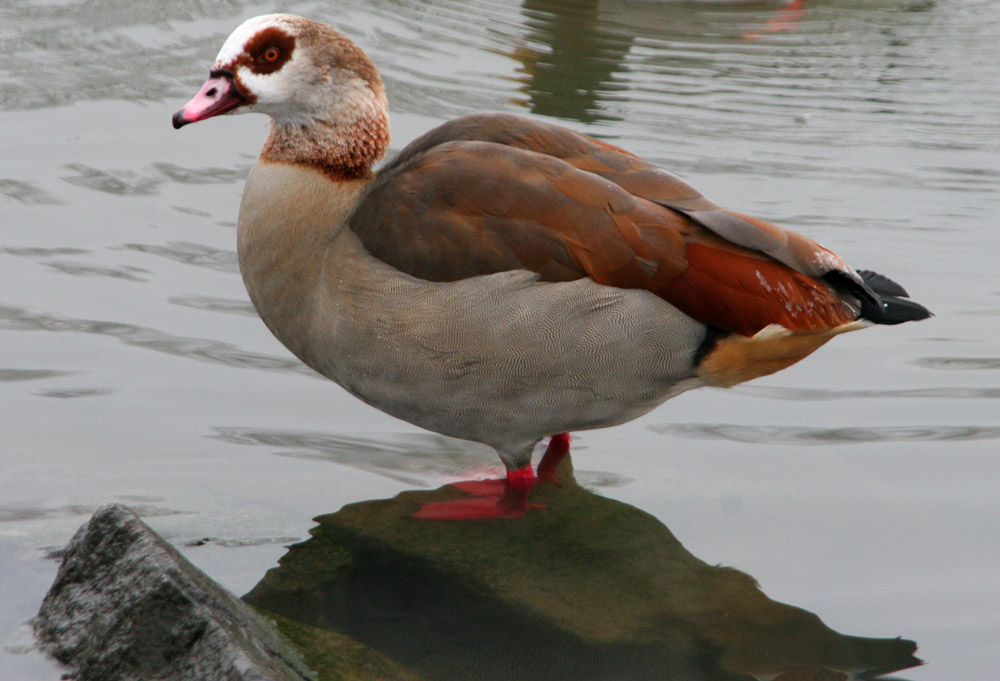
173;14;390;176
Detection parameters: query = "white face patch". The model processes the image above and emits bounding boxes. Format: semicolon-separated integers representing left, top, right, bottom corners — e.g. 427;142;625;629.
201;13;385;131
213;14;291;70
210;14;313;124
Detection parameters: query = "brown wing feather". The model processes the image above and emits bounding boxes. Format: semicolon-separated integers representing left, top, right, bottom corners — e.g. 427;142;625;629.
386;114;866;282
353;114;860;336
356;139;683;288
661;243;858;335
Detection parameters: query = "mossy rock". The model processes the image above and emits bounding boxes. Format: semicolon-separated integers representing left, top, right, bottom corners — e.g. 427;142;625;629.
246;456;919;681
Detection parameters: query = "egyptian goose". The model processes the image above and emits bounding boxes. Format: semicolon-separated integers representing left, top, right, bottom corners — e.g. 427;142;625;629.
173;14;930;518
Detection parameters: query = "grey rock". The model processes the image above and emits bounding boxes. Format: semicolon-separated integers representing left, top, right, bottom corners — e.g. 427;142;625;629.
33;503;314;681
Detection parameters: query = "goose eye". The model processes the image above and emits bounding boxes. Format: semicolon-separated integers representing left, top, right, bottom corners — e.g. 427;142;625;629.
262;47;280;62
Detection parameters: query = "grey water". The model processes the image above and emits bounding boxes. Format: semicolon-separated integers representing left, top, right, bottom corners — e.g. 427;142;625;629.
1;0;998;678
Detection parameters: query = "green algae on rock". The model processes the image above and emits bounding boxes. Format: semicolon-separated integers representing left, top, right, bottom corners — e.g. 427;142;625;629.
245;457;920;681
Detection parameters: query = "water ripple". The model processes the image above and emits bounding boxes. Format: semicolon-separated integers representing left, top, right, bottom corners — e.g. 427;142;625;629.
0;496;187;524
0;178;63;204
741;385;1000;401
0;304;311;376
3;247;89;258
61;163;161;196
169;295;256;317
0;368;74;382
0;0;261;110
650;423;1000;445
44;261;148;282
915;357;1000;371
152;162;249;184
122;242;238;273
184;536;301;549
57;161;247;199
34;387;114;399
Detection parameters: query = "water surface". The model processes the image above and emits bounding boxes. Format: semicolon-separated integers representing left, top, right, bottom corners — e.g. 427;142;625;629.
2;1;998;679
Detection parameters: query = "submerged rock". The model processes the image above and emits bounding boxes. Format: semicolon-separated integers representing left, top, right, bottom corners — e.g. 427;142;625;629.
246;456;921;681
33;503;314;681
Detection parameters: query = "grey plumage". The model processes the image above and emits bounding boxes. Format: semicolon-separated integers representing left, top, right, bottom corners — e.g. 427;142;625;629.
238;163;708;469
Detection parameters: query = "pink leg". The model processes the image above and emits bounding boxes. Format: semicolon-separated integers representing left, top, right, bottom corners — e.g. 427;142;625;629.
411;463;544;520
411;434;574;520
440;433;570;495
495;464;537;514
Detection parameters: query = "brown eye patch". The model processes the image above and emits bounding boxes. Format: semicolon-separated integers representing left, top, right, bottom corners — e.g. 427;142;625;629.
244;27;295;75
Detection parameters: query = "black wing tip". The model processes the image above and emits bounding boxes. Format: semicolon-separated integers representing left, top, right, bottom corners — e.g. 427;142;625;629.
867;295;934;325
824;269;932;325
856;269;933;325
856;269;910;297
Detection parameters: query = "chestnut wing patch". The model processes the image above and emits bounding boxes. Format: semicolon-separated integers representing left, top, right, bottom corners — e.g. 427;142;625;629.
353;140;690;288
384;114;861;282
352;120;858;335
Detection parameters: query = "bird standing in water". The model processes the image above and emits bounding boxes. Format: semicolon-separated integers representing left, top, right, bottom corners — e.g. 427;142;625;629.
173;14;930;518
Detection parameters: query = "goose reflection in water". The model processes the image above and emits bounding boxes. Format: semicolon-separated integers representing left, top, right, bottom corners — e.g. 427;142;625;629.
504;0;810;124
504;0;633;124
244;447;920;681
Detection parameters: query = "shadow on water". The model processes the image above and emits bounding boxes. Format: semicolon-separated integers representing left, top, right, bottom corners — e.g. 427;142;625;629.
245;454;921;681
211;426;634;489
213;427;500;487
